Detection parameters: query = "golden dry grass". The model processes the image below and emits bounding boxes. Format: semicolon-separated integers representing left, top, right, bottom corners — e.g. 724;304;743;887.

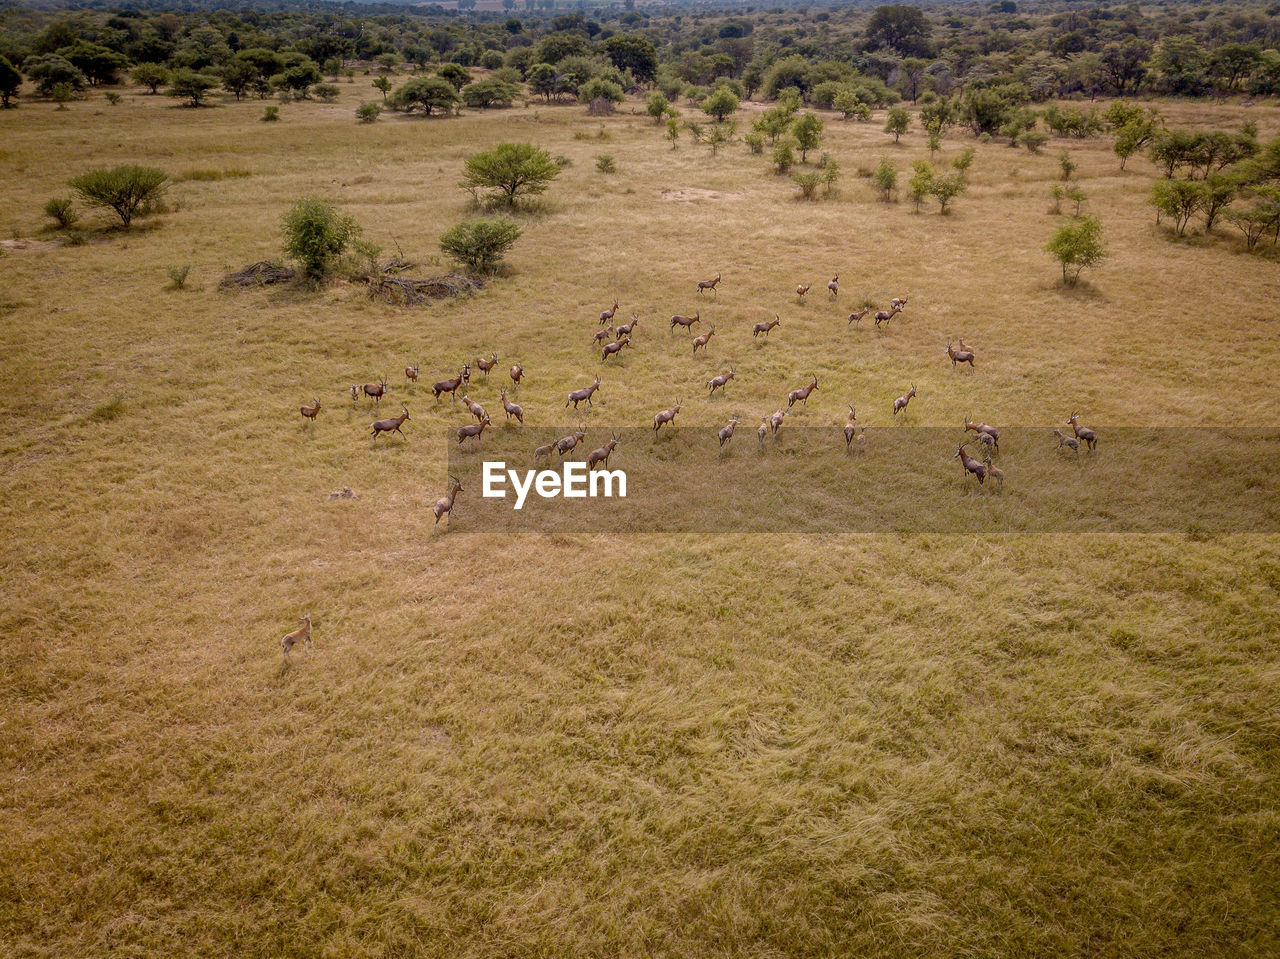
2;85;1280;957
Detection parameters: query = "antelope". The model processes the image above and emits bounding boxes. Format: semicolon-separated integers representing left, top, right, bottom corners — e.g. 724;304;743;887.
844;405;858;450
601;335;630;362
653;401;683;431
534;442;555;462
566;376;601;410
691;325;715;355
460;394;487;423
753;315;781;338
616;315;639;338
476;354;498;377
349;384;359;403
769;409;787;436
432;476;462;530
371;405;410;441
460;363;472;386
984;455;1004;490
828;275;839;298
362;378;388;404
500;389;523;425
787;373;819;409
405;365;419;384
796;283;811;299
975;430;998;455
281;613;313;658
892;384;917;417
670;311;700;333
718;415;740;450
593;326;614;346
432;369;467;402
946;340;975;369
965;419;1000;447
708;367;735;395
954;443;987;486
509;364;525;388
300;398;321;422
1052;428;1080;454
854;425;868;454
874;305;902;328
555;428;588;458
891;296;909;311
757;416;769;448
456;414;491;446
1067;412;1098;451
599;299;619;325
848;307;870;327
587;432;620;469
697;272;721;295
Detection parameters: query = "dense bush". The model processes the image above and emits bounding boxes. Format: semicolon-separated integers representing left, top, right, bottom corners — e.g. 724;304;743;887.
281;197;360;281
388;76;459;115
439;216;522;273
461;142;560;207
461;78;517;108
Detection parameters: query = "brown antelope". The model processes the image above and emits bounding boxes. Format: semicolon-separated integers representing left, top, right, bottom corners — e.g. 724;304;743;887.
555;428;588;458
349;384;360;403
854;425;868;454
281;613;313;658
983;455;1003;491
371;405;410;440
432;476;462;530
945;340;975;369
653;401;683;432
708;367;735;395
1052;428;1080;454
566;376;601;410
601;335;630;362
828;275;839;298
432;369;467;402
476;354;498;377
787;374;819;409
757;416;769;448
500;389;523;425
460;395;487;423
697;272;721;295
362;378;388;404
456;414;491;446
874;305;902;328
796;283;811;299
616;315;639;338
405;365;419;384
892;384;917;417
753;315;781;339
1067;412;1098;451
769;408;787;436
954;443;987;486
891;296;909;311
509;364;525;388
300;398;321;422
534;442;555;462
670;311;700;333
965;419;1000;448
587;432;620;469
844;405;857;450
599;299;619;325
848;307;870;327
692;325;716;355
974;428;998;455
718;415;740;450
593;326;614;346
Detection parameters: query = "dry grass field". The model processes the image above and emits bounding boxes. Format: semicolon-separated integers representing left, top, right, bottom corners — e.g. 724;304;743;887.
2;82;1280;957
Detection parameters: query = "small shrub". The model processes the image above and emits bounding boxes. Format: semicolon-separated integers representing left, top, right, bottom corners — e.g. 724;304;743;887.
1046;215;1106;285
952;147;976;177
596;154;617;173
772;138;796;175
884;105;910;142
281;196;361;282
104;91;121;106
1049;183;1065;214
439;216;522;274
261;105;280;122
1066;188;1087;217
167;264;191;289
1021;130;1051;153
313;83;340;102
87;395;125;423
873;158;898;202
356;102;381;123
553;154;572;167
792;171;821;200
43;197;79;229
1059;150;1077;181
744;131;765;154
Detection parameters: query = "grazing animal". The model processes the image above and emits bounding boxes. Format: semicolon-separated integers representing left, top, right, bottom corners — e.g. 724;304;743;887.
945;340;975;369
432;370;468;402
697;272;721;296
593;326;614;346
616;316;640;339
965;419;1000;448
874;305;902;328
587;433;620;469
984;455;1003;491
599;299;619;325
708;367;735;396
300;398;321;422
844;405;858;450
955;443;987;486
405;365;419;384
500;389;523;425
475;354;498;377
510;364;525;388
769;408;787;436
432;476;463;530
891;296;909;311
653;402;683;432
371;405;410;440
753;315;781;339
281;613;313;658
796;283;811;299
670;311;701;334
601;335;630;362
787;373;819;409
1067;412;1098;451
828;275;839;298
555;428;588;458
456;414;491;446
362;378;388;405
534;442;555;462
757;416;769;448
692;325;716;355
460;394;487;423
892;384;918;417
848;307;870;327
1052;428;1080;454
566;376;602;410
718;415;740;450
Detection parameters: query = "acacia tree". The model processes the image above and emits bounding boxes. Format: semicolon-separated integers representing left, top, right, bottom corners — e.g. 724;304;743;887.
460;143;560;208
1046;216;1106;285
70;165;168;227
168;69;220;107
1150;179;1206;235
388;76;459;115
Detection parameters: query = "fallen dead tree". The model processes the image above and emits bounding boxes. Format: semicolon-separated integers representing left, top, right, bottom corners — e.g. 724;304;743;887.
219;261;296;288
352;272;482;306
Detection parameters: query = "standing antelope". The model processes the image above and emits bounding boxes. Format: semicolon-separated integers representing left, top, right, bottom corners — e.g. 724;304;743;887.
281;613;313;658
500;389;523;425
534;442;555;462
405;365;419;385
653;402;683;432
670;311;700;334
362;378;388;404
965;419;1000;448
828;275;839;298
616;316;639;339
718;415;740;450
757;416;769;448
945;340;975;369
475;354;498;377
566;376;601;410
371;405;410;441
432;476;463;530
787;374;819;409
697;272;721;295
456;414;491;446
1052;429;1080;454
587;432;620;469
593;326;614;346
460;395;487;423
601;335;630;362
692;325;716;355
432;369;467;402
954;443;987;486
891;296;909;311
599;300;619;325
349;384;360;403
983;455;1003;491
874;305;902;328
769;408;787;436
1067;412;1098;451
796;283;811;299
753;315;781;339
708;367;735;396
510;364;525;388
848;307;870;327
892;384;918;417
300;398;321;422
844;405;858;450
554;428;588;458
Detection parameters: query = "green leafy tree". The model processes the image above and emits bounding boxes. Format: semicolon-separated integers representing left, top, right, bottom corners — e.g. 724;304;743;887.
388;76;459;115
578;77;624;107
865;5;932;55
460;142;560;207
821;157;841;196
951;147;976;178
646;91;669;123
792;112;823;162
908;160;934;212
372;76;392;101
440;216;522;273
436;62;472;91
59;41;128;87
463;79;518;108
666;115;680;149
600;34;657;84
131;63;168;95
884;105;910;142
281;197;360;282
754;100;797;144
70;164;167;227
220;60;256;101
0;55;20;108
1049;183;1065;214
26;55;86;96
356;102;381;123
833;88;863;120
1150;179;1206;236
701;84;739;123
772;138;797;174
1201;173;1238;234
873;157;898;201
1059;151;1077;181
312;83;339;103
167;69;219;107
1046;215;1106;285
928;172;965;214
274;61;322;98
